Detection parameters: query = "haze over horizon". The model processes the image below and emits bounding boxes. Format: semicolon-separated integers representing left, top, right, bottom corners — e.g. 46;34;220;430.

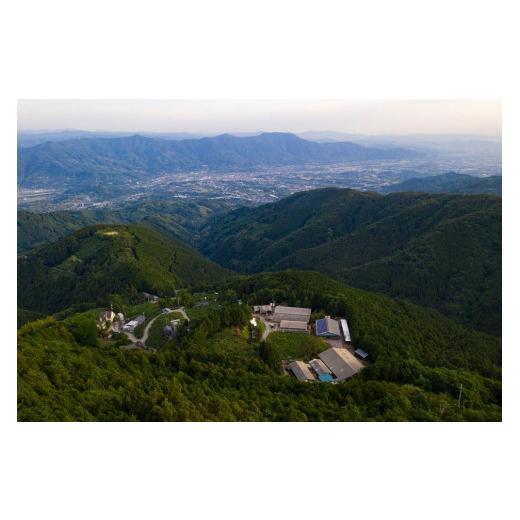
18;100;501;137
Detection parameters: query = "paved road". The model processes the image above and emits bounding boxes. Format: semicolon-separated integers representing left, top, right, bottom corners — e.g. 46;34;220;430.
122;307;188;348
254;314;272;341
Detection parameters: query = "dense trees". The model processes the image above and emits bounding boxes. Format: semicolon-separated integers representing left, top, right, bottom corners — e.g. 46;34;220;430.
18;198;239;253
17;317;500;422
200;188;501;335
18;271;501;422
18;224;231;313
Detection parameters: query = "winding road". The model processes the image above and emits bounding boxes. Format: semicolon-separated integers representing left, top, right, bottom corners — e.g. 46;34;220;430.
122;307;189;349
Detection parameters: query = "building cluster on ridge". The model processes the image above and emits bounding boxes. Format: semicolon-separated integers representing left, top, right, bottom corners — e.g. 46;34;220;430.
253;303;369;383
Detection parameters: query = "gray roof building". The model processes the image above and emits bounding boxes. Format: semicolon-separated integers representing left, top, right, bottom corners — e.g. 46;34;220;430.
319;347;364;381
272;305;311;324
135;314;146;325
279;320;309;333
163;325;175;339
355;348;369;359
288;361;316;382
309;358;332;376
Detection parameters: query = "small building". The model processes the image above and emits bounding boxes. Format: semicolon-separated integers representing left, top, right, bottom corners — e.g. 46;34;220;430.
340;319;351;343
170;319;182;328
315;316;341;338
123;314;146;332
117;312;125;323
143;292;159;303
98;309;115;324
354;348;369;360
288;361;315;382
272;305;311;324
163;325;176;339
253;305;261;313
97;309;117;337
123;320;138;332
259;304;274;315
319;347;364;381
162;307;172;314
309;358;333;377
279;320;309;334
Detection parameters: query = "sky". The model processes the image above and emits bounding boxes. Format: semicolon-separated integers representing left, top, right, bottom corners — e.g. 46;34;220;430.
17;100;501;136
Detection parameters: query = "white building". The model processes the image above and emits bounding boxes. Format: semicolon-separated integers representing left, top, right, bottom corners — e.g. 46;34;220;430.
340;319;351;343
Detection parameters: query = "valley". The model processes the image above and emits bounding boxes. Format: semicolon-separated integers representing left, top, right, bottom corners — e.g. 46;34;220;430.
16;131;503;422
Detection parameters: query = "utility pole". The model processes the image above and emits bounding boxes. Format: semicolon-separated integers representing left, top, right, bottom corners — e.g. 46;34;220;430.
458;383;463;408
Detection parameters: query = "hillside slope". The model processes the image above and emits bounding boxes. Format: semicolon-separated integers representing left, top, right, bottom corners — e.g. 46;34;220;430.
18;132;416;188
18;224;232;313
200;188;501;335
381;172;502;196
18;198;239;253
18;270;501;421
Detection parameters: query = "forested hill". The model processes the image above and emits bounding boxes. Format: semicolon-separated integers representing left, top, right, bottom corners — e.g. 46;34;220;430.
18;224;232;313
17;198;240;253
200;187;502;335
381;172;502;196
18;270;501;421
18;132;416;188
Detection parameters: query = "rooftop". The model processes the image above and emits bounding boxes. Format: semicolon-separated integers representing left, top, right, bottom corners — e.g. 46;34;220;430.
309;358;332;376
288;361;315;382
280;320;308;331
316;317;341;336
340;319;351;342
319;347;363;381
274;305;312;316
355;348;369;359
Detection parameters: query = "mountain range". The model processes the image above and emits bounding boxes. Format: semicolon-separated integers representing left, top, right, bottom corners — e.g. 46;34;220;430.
17;132;417;189
199;188;501;335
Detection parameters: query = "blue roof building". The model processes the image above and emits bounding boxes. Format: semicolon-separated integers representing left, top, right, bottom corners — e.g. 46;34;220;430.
315;317;341;338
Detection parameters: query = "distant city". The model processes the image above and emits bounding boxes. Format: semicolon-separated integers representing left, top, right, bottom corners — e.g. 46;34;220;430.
17;131;501;211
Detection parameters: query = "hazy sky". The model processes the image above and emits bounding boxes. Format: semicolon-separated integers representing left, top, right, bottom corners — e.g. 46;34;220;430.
18;100;501;136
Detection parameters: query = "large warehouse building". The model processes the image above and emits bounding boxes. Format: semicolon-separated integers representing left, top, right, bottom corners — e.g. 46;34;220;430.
272;305;311;324
318;347;364;381
279;320;309;334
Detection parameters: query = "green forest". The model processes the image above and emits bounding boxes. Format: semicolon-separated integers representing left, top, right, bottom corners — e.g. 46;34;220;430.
199;188;501;335
18;224;231;313
18;270;501;421
17;187;502;422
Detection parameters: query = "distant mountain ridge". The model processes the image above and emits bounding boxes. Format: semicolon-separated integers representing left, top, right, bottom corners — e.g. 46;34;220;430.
18;132;418;189
381;172;502;196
